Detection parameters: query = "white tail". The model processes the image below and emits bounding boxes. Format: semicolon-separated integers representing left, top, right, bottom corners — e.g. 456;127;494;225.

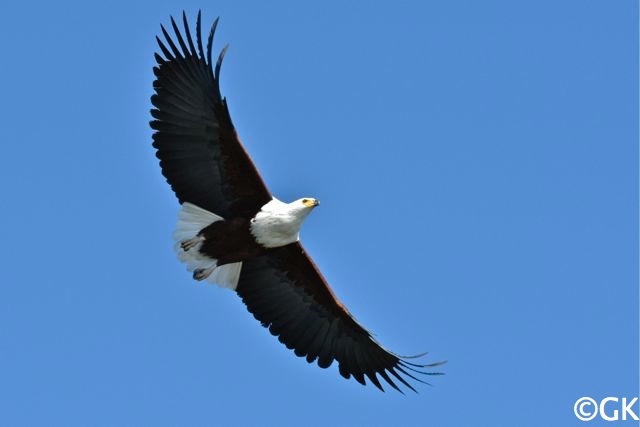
173;202;242;290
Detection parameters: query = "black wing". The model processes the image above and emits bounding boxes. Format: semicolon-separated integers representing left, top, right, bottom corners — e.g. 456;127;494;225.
236;243;446;393
151;12;271;218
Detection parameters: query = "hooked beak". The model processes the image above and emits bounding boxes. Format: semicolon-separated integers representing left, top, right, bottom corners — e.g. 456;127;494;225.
303;198;320;208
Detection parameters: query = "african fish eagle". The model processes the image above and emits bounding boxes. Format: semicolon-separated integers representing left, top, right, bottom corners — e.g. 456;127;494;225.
150;11;444;393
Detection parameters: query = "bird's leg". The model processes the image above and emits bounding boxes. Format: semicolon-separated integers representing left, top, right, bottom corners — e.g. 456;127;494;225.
193;266;216;281
181;235;204;251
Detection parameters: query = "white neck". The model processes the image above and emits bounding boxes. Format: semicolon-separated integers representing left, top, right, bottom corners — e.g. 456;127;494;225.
250;198;312;248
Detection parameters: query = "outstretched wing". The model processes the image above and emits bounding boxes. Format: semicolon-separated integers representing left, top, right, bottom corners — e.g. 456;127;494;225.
151;12;271;218
236;243;445;393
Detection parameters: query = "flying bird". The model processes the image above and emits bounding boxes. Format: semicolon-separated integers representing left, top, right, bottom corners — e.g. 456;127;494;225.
150;11;444;393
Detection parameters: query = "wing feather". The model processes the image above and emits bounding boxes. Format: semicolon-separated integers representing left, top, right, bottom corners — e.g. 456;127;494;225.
151;12;270;217
169;17;190;58
236;242;445;392
181;12;198;57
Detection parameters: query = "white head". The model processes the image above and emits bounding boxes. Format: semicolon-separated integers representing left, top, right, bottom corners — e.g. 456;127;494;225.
283;197;320;223
296;197;320;210
251;197;320;248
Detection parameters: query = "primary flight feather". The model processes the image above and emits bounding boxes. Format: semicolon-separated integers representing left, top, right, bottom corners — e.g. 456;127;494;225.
150;11;444;393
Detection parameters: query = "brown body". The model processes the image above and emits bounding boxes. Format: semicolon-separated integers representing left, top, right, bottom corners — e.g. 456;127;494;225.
198;217;266;265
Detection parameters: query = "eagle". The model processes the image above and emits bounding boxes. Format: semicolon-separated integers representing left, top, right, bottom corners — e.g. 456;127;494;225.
150;11;444;393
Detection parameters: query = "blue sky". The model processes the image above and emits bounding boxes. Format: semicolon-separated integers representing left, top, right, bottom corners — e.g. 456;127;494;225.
0;1;637;426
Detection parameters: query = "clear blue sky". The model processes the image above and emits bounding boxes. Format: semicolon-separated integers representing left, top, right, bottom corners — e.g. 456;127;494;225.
0;1;637;426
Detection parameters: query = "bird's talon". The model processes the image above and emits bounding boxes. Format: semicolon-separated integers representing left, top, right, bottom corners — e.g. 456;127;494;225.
181;236;203;251
193;267;215;281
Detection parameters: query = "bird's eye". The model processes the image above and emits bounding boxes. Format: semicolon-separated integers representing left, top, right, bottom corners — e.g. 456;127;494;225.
302;198;309;204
